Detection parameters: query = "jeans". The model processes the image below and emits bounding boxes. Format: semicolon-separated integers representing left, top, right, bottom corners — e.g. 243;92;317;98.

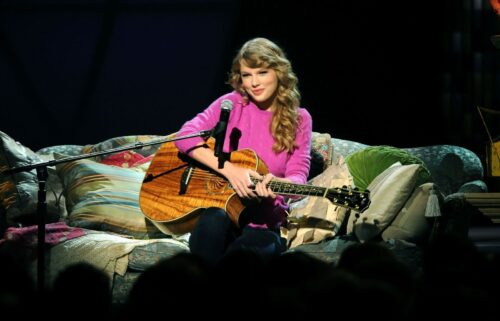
189;207;287;265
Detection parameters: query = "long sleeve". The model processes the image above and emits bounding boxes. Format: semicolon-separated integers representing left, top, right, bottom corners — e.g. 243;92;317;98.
174;96;223;155
172;91;313;228
175;92;312;184
284;109;313;184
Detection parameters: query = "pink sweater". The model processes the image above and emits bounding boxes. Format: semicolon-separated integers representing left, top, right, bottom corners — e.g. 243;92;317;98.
175;91;312;227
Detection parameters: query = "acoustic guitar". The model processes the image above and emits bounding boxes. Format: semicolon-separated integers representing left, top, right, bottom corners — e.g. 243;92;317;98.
139;138;370;236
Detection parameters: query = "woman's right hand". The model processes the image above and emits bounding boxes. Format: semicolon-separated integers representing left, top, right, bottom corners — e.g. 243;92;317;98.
189;145;259;199
221;162;258;199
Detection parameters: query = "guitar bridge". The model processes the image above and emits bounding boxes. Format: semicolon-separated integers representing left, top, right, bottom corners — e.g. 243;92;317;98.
179;166;194;195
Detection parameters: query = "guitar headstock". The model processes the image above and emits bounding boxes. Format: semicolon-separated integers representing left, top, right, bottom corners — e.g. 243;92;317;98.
326;186;371;213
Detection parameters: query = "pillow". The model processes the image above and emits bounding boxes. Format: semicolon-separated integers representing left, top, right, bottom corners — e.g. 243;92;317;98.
0;131;65;226
381;182;442;244
311;132;334;170
133;154;154;168
348;163;422;242
100;151;146;168
345;145;431;190
56;157;163;239
281;153;354;248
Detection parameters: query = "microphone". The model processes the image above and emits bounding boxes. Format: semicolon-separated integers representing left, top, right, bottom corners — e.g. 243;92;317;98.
213;99;233;168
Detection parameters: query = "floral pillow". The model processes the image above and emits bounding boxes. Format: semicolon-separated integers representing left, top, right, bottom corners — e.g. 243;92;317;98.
311;132;334;170
100;151;146;168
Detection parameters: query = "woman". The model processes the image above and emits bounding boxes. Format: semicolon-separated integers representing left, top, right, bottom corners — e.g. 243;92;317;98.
174;37;312;265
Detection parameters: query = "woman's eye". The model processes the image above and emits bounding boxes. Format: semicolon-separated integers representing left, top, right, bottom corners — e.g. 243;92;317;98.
259;71;268;75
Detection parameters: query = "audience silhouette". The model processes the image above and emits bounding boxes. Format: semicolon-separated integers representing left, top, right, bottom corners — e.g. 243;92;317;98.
0;241;36;318
2;229;500;320
50;262;112;318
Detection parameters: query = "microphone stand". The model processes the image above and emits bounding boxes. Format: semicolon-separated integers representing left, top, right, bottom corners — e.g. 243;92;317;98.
1;130;212;294
212;120;227;169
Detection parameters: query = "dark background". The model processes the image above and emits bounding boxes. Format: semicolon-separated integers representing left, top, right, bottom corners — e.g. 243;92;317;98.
1;0;499;165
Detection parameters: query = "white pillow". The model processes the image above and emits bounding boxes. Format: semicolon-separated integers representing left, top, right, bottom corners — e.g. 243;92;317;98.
346;162;401;233
350;163;421;242
381;182;439;244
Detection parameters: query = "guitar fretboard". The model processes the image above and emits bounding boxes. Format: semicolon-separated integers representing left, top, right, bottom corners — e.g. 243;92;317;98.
249;177;368;211
256;178;328;197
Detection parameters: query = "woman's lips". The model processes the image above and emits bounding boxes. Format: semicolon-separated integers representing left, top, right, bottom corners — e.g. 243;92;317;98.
252;89;264;95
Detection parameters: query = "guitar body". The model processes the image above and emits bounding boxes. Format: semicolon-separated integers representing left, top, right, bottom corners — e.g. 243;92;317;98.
139;138;268;236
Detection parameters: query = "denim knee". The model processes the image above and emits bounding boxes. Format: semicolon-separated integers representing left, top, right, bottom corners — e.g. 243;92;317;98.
189;207;234;265
197;207;231;227
226;226;287;261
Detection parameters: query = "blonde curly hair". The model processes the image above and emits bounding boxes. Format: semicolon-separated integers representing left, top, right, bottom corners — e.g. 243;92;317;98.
227;38;301;153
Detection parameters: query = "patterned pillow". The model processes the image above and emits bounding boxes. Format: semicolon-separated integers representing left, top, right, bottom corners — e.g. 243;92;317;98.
100;151;146;168
56;157;164;239
281;153;354;248
311;132;334;170
0;131;65;226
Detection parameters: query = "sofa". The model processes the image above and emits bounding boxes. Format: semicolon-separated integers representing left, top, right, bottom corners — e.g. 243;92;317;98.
0;130;488;304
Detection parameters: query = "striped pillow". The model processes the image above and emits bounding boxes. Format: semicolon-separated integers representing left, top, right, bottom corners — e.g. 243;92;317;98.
56;158;164;239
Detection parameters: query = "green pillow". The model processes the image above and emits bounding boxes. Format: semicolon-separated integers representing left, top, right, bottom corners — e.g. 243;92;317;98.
345;145;432;190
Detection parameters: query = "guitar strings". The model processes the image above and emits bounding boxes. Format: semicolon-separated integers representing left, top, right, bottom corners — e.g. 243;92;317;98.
185;169;367;196
169;167;369;212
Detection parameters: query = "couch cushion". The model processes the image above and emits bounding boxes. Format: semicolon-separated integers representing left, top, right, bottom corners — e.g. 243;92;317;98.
345;145;431;190
331;138;369;158
56;157;163;239
36;145;84;157
404;145;485;195
348;163;421;242
0;131;65;226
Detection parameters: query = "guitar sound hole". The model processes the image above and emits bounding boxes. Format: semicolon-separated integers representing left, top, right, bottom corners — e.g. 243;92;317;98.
205;178;229;195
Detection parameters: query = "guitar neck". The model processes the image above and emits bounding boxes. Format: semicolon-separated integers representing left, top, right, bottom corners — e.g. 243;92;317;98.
250;177;370;212
264;180;328;197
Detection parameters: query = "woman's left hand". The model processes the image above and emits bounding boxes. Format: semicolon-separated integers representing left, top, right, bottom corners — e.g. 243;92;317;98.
250;172;276;199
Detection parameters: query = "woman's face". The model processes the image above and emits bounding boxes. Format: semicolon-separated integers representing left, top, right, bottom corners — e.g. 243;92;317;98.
240;62;278;110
